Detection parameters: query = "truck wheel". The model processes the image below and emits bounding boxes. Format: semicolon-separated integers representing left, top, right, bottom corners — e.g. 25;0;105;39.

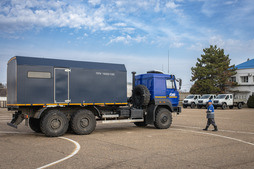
214;106;217;109
71;109;96;135
40;109;68;137
229;106;234;109
222;103;227;109
237;103;242;109
29;117;41;133
154;108;172;129
134;122;147;127
197;105;201;109
183;105;187;108
132;85;150;108
190;102;196;109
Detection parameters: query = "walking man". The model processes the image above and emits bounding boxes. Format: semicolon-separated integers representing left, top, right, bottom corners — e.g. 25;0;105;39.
203;100;218;131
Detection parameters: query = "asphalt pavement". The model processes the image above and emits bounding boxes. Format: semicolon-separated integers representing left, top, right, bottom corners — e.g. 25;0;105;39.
0;107;254;169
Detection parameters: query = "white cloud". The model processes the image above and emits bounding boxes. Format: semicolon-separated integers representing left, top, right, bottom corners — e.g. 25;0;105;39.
170;42;184;48
107;35;146;45
88;0;101;6
166;1;179;9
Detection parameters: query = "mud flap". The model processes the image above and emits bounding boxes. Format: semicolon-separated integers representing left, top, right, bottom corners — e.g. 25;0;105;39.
7;111;24;129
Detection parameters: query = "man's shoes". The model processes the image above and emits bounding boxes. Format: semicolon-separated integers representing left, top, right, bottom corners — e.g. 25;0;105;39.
203;126;208;131
212;126;218;131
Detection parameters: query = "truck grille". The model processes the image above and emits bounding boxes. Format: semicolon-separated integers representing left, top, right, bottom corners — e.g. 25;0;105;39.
184;100;188;103
214;101;218;104
198;101;203;103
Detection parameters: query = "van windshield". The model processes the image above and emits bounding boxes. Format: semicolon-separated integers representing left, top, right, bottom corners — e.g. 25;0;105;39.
200;95;210;99
216;94;226;99
186;95;194;99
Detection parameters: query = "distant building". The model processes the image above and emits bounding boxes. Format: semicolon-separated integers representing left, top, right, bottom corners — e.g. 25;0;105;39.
228;58;254;102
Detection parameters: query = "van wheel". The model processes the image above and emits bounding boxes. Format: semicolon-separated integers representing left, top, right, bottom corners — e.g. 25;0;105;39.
190;102;196;109
154;108;172;129
40;109;68;137
132;85;151;108
237;103;242;109
222;103;227;109
29;117;41;133
71;109;96;135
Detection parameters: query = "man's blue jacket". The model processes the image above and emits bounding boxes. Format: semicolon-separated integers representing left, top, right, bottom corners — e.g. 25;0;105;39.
206;104;215;119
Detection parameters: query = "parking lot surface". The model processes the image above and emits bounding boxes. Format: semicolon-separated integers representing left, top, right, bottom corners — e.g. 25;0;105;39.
0;108;254;169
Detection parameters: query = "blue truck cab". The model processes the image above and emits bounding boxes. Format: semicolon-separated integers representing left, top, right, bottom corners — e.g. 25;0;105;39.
135;73;180;107
132;71;181;126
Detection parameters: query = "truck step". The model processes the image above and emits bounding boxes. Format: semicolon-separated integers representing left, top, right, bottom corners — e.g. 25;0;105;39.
101;119;144;124
102;114;119;118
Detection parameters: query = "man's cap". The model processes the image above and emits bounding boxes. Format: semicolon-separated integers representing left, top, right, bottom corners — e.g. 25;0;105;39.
208;100;212;103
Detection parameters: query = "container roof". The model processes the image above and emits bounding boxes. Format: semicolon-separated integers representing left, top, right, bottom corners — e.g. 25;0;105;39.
235;58;254;69
9;56;126;72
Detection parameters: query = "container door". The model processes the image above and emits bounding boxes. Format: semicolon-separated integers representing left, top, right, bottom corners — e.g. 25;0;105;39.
54;68;71;103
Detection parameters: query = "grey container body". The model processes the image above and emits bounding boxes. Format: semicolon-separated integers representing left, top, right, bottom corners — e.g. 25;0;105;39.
7;56;127;105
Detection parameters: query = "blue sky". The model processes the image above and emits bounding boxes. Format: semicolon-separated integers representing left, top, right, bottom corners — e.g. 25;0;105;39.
0;0;254;91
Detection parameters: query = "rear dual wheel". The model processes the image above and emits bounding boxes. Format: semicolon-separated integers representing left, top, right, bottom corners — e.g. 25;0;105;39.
71;109;96;135
40;109;68;137
29;117;41;133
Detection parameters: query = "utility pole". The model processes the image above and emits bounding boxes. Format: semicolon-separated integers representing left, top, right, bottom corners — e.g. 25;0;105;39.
168;49;169;74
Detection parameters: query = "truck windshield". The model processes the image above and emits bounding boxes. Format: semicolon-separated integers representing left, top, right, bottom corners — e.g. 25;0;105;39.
216;94;226;99
200;95;210;99
186;95;194;99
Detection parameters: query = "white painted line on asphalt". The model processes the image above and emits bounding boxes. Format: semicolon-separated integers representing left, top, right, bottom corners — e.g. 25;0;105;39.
174;125;254;135
173;128;254;146
37;137;80;169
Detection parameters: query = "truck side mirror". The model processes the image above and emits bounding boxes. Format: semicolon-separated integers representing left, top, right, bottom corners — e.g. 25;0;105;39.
179;79;182;90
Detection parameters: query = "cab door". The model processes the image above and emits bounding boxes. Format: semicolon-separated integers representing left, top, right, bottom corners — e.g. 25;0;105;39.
166;79;179;107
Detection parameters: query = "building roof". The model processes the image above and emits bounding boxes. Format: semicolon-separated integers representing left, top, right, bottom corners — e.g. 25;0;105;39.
235;58;254;69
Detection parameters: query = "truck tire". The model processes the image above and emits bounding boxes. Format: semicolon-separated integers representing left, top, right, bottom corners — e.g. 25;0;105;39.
134;122;147;127
132;85;150;108
190;102;196;109
29;117;41;133
222;103;227;109
154;108;172;129
40;109;68;137
237;103;242;109
71;109;96;135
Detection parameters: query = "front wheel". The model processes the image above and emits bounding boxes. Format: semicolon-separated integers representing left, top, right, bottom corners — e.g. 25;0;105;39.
71;109;96;135
40;109;69;137
222;103;227;109
154;108;172;129
190;102;196;109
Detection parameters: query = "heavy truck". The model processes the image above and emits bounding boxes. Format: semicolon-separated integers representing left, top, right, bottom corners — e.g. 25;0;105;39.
6;56;182;137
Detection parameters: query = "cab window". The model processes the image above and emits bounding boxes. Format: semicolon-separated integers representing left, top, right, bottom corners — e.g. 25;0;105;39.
166;79;175;89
